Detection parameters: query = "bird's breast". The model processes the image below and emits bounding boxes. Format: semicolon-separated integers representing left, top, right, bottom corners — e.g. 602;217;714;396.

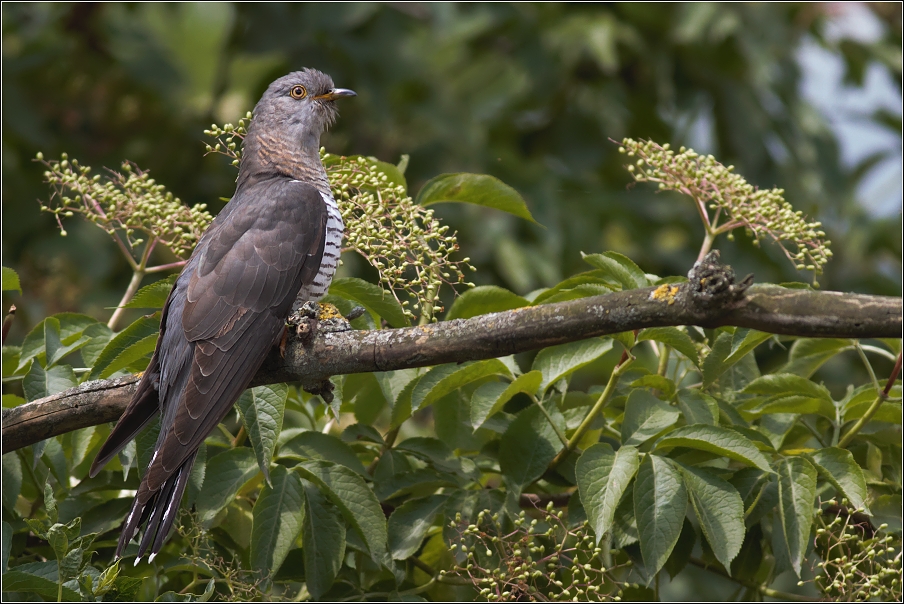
296;190;344;304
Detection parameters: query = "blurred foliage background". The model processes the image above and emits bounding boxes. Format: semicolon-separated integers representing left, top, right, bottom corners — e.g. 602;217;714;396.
1;4;901;600
2;3;901;372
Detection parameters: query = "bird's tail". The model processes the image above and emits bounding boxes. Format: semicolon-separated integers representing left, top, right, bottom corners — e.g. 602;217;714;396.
89;361;160;478
117;451;198;561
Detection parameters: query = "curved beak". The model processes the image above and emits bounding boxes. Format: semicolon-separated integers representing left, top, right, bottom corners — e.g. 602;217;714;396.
314;88;357;101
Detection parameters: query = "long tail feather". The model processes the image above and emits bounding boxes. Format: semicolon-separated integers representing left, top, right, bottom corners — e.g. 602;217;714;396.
116;451;197;561
90;363;160;478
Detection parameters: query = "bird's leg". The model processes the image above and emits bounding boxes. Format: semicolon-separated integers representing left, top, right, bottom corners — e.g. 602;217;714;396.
288;301;363;346
288;300;321;345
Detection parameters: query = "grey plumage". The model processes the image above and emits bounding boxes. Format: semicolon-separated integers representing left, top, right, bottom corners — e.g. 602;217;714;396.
90;69;355;561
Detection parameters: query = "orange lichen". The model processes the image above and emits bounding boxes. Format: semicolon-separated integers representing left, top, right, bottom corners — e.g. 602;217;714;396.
650;284;679;305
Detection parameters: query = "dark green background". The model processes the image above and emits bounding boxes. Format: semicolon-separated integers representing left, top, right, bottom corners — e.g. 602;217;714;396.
3;3;900;340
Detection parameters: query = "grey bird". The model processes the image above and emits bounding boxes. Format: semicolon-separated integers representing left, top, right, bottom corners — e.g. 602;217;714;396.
89;69;355;561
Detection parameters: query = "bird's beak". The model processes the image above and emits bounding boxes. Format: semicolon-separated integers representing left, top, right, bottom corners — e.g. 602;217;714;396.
314;88;357;101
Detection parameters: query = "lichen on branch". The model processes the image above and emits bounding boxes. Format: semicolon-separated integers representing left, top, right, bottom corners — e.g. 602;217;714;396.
619;138;832;284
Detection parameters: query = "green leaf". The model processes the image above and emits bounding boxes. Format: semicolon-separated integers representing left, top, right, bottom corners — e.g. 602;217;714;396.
655;424;773;472
843;387;902;424
676;390;718;425
388;372;420;429
470;371;542;429
42;317;62;368
43;482;58;523
374;467;458;501
808;448;869;515
250;465;304;577
629;374;676;399
610;330;636;352
677;463;745;571
776;457;817;577
2;394;26;408
121;274;177;309
411;359;511;412
329;277;410;328
237;384;288;483
742;373;833;401
2;568;81;601
634;455;687;577
581;251;648;290
742;374;835;418
445;285;529;321
388;494;447;560
23;362;78;401
637;327;700;366
2;520;11;572
397;437;479;479
532;271;613;305
301;478;346;599
196;448;259;526
88;315;160;380
701;331;733;388
532;337;614;393
2;453;22;511
621;389;680;446
724;328;771;365
279;430;367;476
79;323;114;368
871;494;903;533
295;460;388;560
781;338;854;377
499;404;565;489
416;172;537;224
576;443;640;542
2;266;21;294
18;313;99;372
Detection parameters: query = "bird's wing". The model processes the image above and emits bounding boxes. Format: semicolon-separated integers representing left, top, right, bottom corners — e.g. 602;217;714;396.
150;179;328;488
115;180;328;558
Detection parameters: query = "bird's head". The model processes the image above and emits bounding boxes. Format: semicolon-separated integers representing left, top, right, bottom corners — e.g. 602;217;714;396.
248;69;356;152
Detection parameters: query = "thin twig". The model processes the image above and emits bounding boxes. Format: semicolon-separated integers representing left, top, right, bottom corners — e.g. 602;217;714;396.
838;352;902;448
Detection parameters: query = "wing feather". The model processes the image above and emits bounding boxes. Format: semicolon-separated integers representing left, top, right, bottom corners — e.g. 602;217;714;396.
103;178;328;556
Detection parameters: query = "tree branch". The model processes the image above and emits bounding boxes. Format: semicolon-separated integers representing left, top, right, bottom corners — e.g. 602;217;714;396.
3;256;900;454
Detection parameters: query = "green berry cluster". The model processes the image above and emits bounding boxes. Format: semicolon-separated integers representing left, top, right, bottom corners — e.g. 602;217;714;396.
619;138;832;284
808;500;902;602
204;114;476;322
36;152;212;261
203;112;252;168
323;152;474;322
445;504;626;602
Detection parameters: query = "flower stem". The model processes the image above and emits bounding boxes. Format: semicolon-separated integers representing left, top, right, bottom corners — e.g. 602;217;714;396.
838;352;902;448
697;228;717;263
548;352;634;471
107;267;145;331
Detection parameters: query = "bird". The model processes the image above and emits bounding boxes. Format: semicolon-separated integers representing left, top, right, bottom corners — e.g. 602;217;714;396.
89;69;355;562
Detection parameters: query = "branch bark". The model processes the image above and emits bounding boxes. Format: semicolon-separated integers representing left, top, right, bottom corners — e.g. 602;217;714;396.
3;266;901;454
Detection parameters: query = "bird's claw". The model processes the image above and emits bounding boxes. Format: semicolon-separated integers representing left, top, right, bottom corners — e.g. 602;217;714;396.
288;302;358;344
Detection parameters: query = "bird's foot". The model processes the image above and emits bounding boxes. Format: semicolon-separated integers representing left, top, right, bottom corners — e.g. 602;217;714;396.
288;302;363;344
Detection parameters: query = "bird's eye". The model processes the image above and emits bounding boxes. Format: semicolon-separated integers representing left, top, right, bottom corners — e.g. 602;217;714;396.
290;85;307;99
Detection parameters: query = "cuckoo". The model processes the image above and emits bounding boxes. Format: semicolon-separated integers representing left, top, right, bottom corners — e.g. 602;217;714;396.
89;69;355;561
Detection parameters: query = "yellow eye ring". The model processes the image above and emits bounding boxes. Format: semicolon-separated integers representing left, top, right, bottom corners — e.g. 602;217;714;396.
290;85;307;99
